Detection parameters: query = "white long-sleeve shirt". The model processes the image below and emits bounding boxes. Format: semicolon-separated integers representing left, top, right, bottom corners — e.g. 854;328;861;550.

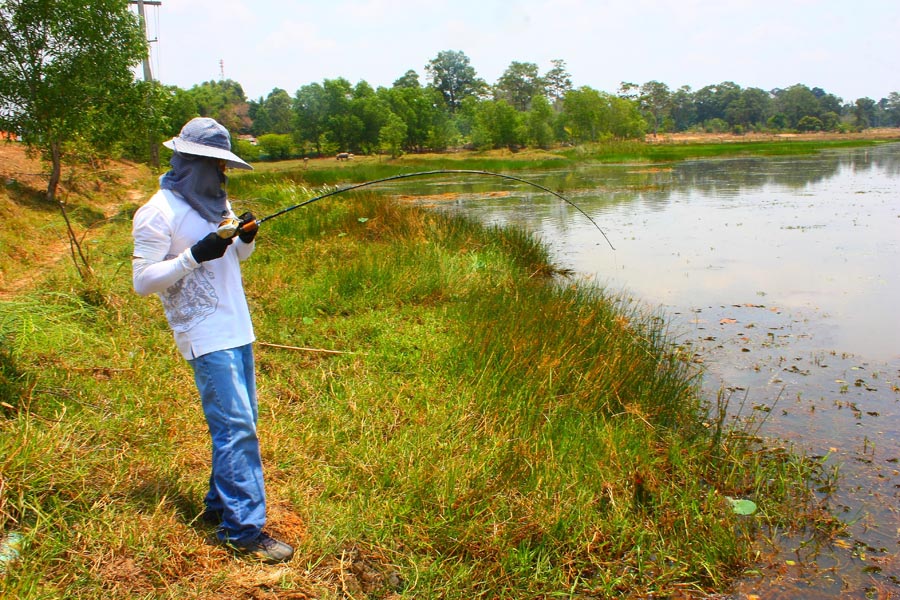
132;189;255;360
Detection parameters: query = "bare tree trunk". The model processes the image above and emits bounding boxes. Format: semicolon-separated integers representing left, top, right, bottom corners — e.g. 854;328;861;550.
47;140;61;203
48;140;93;280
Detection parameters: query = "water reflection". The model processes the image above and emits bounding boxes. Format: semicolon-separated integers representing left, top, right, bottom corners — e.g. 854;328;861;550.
384;143;900;596
390;145;900;363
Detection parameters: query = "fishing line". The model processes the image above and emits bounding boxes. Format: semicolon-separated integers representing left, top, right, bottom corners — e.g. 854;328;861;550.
244;169;615;251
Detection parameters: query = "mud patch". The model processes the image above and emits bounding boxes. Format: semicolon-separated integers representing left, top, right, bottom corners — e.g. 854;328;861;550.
97;555;154;596
395;190;511;204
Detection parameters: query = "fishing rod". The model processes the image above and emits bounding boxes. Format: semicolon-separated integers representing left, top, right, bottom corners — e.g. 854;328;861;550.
218;169;615;250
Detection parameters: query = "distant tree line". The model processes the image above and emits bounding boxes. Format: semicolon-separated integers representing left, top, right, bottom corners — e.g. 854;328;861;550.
148;50;899;161
3;0;900;183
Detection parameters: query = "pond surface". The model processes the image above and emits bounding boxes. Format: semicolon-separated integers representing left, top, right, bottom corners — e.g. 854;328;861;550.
385;143;900;597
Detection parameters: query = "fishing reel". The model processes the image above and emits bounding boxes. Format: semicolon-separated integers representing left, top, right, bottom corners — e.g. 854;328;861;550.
217;216;260;240
216;217;241;239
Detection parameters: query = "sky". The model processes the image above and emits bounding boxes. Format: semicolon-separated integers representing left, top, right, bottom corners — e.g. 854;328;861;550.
137;0;899;104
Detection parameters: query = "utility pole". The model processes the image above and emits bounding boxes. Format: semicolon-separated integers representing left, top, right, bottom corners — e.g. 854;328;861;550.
130;0;161;82
129;0;163;166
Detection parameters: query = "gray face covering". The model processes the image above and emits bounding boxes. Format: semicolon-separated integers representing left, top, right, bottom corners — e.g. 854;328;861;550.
159;152;229;223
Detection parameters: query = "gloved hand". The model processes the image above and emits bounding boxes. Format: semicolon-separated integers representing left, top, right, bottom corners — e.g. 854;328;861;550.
190;232;233;263
237;211;259;243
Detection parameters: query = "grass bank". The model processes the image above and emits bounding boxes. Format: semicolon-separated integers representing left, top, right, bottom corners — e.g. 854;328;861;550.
239;132;897;188
0;154;838;598
560;138;886;163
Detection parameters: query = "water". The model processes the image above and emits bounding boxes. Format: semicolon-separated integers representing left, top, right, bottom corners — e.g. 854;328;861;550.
386;144;900;597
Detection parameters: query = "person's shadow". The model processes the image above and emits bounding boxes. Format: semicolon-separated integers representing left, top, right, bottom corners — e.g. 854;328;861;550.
127;468;216;535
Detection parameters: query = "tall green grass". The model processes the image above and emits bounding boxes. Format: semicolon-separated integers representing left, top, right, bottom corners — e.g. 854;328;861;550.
0;177;836;598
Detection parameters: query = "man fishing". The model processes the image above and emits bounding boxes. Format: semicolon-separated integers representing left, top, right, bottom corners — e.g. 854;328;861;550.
131;117;293;564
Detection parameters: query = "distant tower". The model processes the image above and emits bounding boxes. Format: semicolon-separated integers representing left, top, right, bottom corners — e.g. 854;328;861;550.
219;59;225;81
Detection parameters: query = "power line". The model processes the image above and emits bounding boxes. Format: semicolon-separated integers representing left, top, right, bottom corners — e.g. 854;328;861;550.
153;5;161;80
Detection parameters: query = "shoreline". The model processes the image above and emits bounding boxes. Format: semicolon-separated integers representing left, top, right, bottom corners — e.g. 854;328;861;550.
645;127;900;144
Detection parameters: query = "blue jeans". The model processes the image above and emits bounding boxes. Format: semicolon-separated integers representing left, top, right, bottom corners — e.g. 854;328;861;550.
189;344;266;545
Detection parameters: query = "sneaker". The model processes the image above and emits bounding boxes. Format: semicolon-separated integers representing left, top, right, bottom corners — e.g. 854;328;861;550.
231;532;294;564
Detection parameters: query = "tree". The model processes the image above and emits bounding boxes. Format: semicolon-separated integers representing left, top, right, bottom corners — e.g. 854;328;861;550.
883;92;900;127
248;97;272;135
392;69;420;89
820;111;841;131
608;95;647;139
813;88;843;115
350;80;391;154
544;59;572;105
380;84;445;152
853;97;876;129
563;87;605;143
489;100;522;148
163;86;201;137
470;99;521;150
0;0;146;202
694;82;742;126
250;88;294;136
767;113;789;130
773;84;820;129
379;112;407;157
638;80;671;135
525;94;555;149
117;80;174;165
322;78;363;152
425;50;486;112
563;86;645;143
669;85;696;131
725;87;772;130
293;82;328;155
617;82;639;101
495;61;544;111
256;133;293;160
797;115;823;132
261;88;294;134
186;79;251;133
218;101;252;136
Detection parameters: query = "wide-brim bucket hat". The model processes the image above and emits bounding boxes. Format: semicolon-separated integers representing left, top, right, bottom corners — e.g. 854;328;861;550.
163;117;253;170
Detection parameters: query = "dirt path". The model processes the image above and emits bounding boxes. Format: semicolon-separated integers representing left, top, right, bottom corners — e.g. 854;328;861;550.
0;142;46;189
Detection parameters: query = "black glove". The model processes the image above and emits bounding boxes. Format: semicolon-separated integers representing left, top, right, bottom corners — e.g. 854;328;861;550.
190;232;233;263
237;212;258;243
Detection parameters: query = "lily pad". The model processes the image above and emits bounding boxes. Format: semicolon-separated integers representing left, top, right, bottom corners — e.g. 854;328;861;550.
726;497;758;515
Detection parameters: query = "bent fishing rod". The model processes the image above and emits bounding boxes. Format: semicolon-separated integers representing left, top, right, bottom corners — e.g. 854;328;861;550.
218;169;615;250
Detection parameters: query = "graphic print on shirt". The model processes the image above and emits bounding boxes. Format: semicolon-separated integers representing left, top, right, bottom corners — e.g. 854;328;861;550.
160;256;218;332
